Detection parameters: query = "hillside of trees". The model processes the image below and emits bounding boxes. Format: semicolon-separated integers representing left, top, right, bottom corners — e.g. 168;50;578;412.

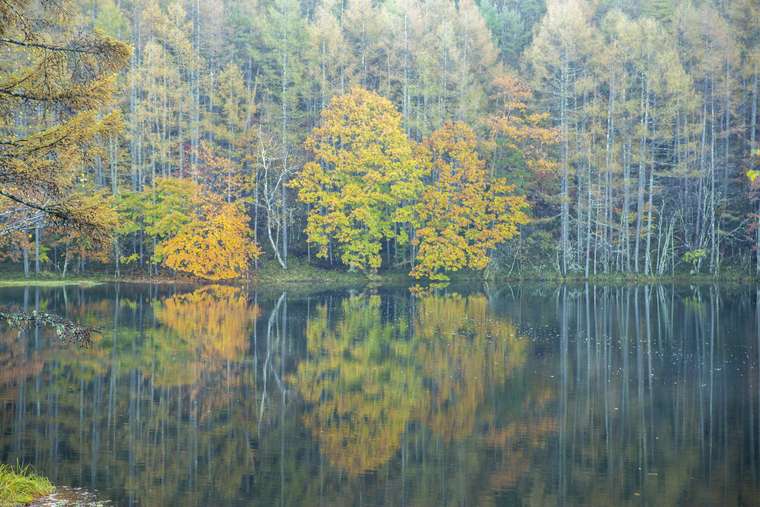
2;0;760;281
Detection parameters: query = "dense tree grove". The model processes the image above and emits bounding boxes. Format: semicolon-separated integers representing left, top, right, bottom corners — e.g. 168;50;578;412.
2;0;760;279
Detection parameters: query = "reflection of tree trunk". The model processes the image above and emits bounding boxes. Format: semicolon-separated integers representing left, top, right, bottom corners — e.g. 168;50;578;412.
34;223;40;274
63;243;70;278
260;292;286;428
22;247;29;278
558;284;568;502
757;288;760;456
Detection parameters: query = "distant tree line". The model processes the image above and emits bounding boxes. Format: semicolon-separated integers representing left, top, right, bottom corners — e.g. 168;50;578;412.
2;0;760;279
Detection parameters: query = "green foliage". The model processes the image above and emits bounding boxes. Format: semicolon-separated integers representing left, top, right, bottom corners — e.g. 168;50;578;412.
682;249;706;273
478;0;546;63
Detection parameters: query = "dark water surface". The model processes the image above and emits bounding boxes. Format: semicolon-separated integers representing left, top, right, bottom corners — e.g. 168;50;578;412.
1;283;760;506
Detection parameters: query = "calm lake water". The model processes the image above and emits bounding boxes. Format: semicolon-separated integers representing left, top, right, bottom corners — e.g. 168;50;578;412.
1;283;759;506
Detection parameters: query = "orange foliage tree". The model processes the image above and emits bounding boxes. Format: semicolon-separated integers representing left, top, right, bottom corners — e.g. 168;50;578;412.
411;122;529;280
156;201;261;281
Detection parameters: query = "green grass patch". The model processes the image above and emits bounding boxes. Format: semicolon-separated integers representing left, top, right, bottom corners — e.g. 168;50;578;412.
0;270;106;287
0;463;54;506
251;258;432;288
0;279;103;287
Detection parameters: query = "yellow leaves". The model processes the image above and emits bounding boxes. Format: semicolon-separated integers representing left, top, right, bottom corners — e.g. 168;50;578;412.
484;72;559;186
748;151;760;185
157;201;262;281
411;122;529;281
292;86;423;272
294;88;530;279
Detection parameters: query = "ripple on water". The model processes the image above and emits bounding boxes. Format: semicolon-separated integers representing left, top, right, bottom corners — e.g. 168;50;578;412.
30;487;111;506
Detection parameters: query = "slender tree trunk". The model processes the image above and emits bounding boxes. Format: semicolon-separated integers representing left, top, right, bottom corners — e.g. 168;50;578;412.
604;73;615;274
34;223;40;275
63;244;70;278
280;10;289;270
709;81;717;274
644;164;654;276
634;75;649;274
560;59;570;275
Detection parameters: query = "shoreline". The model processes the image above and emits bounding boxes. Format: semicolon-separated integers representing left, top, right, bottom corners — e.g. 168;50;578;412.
0;265;758;289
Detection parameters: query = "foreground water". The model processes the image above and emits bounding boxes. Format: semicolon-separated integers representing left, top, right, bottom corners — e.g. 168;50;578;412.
1;283;759;506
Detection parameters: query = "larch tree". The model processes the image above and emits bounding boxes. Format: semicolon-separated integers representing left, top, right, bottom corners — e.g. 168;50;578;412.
526;0;596;275
0;0;130;240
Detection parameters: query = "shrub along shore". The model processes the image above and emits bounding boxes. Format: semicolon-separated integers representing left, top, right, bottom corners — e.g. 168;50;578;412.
0;464;54;506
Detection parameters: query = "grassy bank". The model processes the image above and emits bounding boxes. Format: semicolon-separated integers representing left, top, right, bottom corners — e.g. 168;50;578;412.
0;278;103;288
1;263;759;290
251;259;414;287
0;464;54;506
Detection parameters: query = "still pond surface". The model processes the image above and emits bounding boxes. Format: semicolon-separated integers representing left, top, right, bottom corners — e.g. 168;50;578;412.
1;283;759;506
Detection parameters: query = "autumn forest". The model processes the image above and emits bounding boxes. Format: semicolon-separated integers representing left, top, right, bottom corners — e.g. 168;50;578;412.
2;0;760;281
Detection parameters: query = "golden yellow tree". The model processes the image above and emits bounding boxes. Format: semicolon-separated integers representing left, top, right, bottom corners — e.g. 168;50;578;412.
412;122;529;280
156;202;261;281
291;87;424;272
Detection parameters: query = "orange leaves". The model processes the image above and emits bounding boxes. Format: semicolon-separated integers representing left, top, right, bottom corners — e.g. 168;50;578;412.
411;122;529;281
157;200;261;281
485;72;559;179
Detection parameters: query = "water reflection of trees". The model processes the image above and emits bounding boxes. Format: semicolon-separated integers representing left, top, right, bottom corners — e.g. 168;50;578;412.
1;285;760;505
0;285;263;505
295;295;423;474
292;293;530;477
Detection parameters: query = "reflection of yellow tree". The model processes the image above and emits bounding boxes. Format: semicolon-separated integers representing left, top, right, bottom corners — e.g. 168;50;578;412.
292;293;529;476
147;286;260;388
154;285;260;363
479;385;557;503
413;295;528;442
293;296;423;476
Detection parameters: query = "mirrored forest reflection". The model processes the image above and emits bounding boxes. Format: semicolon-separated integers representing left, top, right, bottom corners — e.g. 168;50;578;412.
1;283;760;506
